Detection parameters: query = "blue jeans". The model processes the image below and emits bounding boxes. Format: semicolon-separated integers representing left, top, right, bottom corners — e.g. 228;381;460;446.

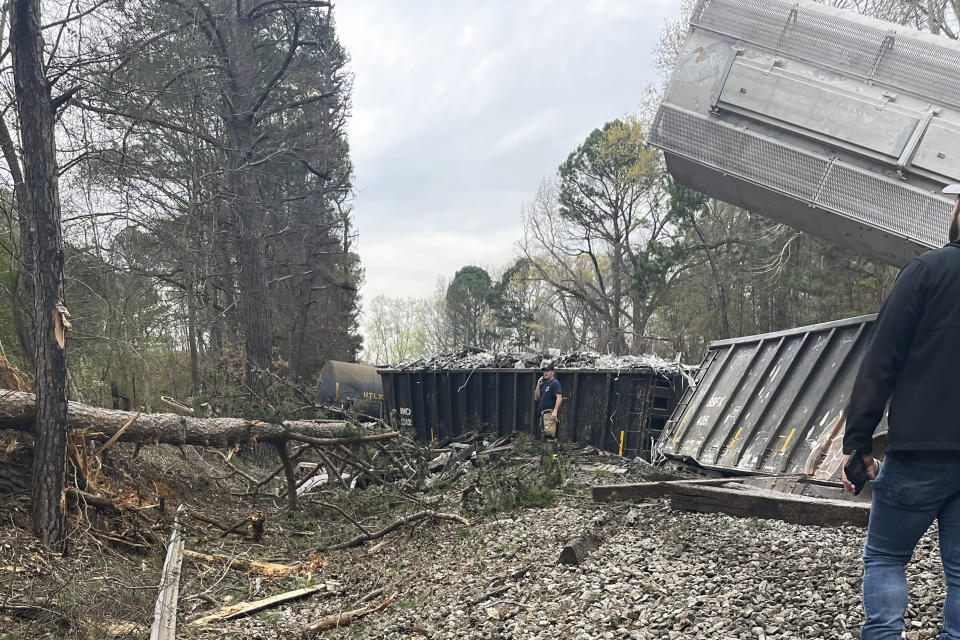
862;452;960;640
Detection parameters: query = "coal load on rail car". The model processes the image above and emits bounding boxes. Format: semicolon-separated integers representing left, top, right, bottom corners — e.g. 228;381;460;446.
315;360;385;418
379;348;694;459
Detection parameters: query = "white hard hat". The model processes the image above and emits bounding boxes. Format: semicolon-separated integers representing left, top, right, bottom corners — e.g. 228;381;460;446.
944;184;960;194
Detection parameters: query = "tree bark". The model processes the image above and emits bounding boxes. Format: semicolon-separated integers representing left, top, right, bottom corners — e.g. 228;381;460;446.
224;3;272;394
11;0;68;544
0;390;348;446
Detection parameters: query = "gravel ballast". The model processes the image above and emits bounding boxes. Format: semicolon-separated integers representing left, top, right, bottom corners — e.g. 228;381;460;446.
202;497;948;639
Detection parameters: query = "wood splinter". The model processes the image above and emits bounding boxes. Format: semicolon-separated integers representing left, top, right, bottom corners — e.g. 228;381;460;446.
179;548;326;576
189;585;329;627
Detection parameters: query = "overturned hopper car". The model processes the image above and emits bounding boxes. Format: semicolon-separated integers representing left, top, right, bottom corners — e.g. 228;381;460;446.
315;361;384;418
658;315;887;480
650;0;960;266
379;367;686;458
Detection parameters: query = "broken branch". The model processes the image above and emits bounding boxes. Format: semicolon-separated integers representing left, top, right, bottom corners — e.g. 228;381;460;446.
322;510;469;551
189;585;329;627
179;548;326;576
298;595;394;636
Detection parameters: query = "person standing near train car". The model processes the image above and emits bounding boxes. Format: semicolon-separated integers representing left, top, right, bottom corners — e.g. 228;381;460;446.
534;363;562;443
842;184;960;639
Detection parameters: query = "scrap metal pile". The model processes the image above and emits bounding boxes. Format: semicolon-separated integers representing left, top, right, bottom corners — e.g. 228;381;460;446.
392;348;695;377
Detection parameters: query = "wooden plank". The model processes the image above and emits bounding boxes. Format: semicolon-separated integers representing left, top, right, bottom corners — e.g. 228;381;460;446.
150;505;185;640
592;476;756;502
189;585;328;627
668;483;870;527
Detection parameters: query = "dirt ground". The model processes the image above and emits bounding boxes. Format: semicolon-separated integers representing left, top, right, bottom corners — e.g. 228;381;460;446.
0;437;950;640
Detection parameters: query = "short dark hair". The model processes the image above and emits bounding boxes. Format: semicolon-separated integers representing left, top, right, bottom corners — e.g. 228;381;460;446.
541;363;555;372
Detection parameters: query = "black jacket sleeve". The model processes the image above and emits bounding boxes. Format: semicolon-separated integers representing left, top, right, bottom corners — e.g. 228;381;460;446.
843;259;929;454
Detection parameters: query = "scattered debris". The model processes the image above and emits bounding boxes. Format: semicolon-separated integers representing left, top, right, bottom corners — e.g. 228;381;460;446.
0;355;30;391
321;510;470;551
391;347;693;377
179;548;327;577
298;594;394;636
189;584;331;627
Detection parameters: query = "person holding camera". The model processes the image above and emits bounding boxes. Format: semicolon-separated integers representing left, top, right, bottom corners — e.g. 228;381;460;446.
842;184;960;639
534;363;562;442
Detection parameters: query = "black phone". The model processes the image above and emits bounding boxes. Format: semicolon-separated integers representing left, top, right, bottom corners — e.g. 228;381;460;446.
844;451;870;496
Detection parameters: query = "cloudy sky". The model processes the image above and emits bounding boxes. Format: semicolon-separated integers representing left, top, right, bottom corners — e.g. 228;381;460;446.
335;0;685;316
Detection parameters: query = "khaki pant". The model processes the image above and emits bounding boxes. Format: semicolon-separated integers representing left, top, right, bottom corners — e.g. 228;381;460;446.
541;409;558;439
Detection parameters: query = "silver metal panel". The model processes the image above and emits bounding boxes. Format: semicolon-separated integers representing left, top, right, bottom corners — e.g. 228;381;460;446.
658;315;883;479
717;60;919;159
650;106;953;261
693;0;960;112
911;121;960;181
655;0;960;265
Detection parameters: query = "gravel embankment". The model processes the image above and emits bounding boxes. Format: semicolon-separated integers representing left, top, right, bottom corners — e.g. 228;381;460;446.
210;497;948;640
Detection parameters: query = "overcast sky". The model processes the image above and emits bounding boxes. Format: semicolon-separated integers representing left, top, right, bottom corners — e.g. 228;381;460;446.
335;0;685;318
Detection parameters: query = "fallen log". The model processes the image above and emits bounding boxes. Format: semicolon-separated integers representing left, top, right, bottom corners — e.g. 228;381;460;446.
298;595;393;636
179;549;327;576
189;585;329;627
558;511;616;566
558;532;603;566
0;390;360;446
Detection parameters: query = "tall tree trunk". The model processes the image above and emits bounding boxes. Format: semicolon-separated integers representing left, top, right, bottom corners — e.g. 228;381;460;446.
288;274;316;379
11;0;68;544
225;5;272;395
225;4;273;467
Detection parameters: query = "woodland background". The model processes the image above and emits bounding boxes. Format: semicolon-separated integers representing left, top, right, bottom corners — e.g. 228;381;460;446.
362;0;955;365
1;1;954;422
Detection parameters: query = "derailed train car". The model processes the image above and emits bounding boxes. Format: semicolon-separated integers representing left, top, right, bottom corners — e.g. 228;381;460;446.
379;367;686;458
658;315;887;480
315;360;384;418
650;0;959;266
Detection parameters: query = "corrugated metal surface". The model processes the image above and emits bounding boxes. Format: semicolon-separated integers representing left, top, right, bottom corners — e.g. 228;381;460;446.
649;0;957;266
658;315;886;479
379;369;685;458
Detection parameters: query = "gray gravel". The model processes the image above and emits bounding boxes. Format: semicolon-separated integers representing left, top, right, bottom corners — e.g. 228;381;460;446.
202;495;950;639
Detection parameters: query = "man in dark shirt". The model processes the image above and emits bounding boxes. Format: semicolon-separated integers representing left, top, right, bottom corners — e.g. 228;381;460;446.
534;363;562;441
843;184;960;640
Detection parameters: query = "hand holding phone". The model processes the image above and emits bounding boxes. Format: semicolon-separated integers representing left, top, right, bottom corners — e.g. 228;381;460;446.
843;451;871;496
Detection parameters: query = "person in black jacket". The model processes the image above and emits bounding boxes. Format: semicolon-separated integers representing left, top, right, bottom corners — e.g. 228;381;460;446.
843;184;960;640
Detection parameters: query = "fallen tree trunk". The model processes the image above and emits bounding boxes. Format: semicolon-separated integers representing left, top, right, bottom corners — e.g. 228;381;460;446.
558;511;616;566
0;390;353;446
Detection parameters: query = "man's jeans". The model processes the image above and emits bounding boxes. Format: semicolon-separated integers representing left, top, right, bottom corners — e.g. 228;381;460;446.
862;451;960;639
